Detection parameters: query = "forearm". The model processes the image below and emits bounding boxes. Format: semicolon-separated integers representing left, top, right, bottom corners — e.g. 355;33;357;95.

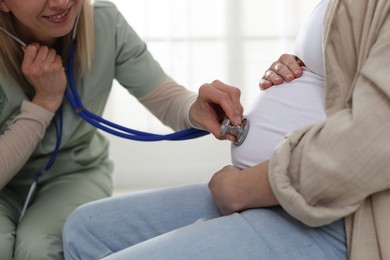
240;161;279;208
137;77;197;131
0;101;54;189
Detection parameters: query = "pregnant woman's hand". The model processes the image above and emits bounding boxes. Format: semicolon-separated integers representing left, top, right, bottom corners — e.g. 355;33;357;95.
259;54;305;90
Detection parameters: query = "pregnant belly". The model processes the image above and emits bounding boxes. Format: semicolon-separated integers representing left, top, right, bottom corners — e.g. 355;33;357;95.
231;68;326;169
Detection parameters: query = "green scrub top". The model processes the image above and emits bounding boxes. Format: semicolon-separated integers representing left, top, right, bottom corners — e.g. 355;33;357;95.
0;1;167;186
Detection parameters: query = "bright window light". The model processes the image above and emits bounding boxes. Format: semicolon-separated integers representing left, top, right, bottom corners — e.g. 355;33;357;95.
103;0;319;133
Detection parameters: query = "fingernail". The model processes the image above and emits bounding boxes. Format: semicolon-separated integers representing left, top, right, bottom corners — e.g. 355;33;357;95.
286;73;293;80
274;76;282;82
259;81;270;90
226;136;235;142
234;116;242;125
294;69;301;76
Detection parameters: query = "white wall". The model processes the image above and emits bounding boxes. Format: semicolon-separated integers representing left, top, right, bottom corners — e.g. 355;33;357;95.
102;84;232;193
106;133;231;192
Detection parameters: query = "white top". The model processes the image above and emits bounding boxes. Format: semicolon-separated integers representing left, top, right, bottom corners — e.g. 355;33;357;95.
232;0;328;169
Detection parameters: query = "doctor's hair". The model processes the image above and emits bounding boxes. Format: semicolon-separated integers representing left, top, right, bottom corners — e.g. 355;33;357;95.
0;0;94;99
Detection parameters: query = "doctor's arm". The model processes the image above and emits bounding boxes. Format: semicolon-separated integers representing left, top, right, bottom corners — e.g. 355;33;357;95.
139;77;243;140
0;102;54;190
0;43;65;189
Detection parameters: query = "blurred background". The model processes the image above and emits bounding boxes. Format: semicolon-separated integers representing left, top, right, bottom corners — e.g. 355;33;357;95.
100;0;320;193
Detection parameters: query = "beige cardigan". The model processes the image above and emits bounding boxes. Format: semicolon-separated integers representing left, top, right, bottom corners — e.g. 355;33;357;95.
269;0;390;259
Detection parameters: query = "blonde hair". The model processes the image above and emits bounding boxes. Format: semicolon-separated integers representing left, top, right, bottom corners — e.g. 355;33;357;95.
0;0;95;98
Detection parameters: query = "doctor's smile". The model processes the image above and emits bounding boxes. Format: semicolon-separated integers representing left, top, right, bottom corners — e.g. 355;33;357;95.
43;6;73;24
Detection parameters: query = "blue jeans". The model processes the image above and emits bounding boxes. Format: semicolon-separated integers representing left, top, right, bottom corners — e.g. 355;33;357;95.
63;183;347;260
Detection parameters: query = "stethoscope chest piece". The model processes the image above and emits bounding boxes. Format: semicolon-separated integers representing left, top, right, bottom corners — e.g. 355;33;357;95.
220;117;250;146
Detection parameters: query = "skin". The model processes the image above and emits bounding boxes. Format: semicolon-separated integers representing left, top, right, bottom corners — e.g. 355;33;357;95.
209;54;303;215
190;80;243;140
209;160;278;215
0;0;83;113
259;54;305;90
2;0;82;45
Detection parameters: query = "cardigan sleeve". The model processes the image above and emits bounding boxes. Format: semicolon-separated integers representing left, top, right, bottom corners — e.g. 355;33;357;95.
268;3;390;227
137;77;197;131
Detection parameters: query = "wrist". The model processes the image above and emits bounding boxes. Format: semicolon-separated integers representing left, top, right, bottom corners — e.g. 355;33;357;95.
243;161;278;207
186;100;202;129
32;95;63;113
188;102;203;129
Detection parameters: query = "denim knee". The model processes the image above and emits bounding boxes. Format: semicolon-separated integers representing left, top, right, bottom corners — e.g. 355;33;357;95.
62;206;108;260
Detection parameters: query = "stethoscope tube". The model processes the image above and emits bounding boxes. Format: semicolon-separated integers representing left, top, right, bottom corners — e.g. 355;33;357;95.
65;43;210;141
19;105;63;222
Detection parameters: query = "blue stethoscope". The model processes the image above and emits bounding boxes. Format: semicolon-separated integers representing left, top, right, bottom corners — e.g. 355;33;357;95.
1;15;249;221
65;42;209;141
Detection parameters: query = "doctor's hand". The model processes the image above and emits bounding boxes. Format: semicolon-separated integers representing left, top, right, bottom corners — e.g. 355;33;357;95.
189;80;243;140
208;161;278;216
21;43;67;113
259;54;305;90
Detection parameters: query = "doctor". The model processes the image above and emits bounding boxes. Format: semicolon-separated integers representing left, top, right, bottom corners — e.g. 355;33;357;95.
0;0;243;259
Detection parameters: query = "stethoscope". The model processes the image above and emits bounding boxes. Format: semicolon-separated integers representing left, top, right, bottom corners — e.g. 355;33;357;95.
66;43;209;141
0;14;250;221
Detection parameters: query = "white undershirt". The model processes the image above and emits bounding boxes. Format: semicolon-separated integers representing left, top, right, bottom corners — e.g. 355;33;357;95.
231;0;328;169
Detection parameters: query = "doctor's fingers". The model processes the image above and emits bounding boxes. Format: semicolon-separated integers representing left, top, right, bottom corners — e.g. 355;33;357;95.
22;44;61;74
202;80;244;125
